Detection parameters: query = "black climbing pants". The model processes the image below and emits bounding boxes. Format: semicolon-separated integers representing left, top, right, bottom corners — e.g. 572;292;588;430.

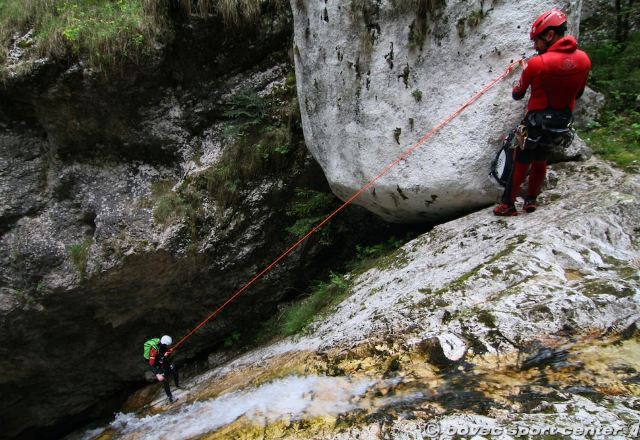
152;361;180;399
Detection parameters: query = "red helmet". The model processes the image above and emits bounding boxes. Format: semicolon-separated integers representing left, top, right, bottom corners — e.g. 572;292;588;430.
530;9;567;40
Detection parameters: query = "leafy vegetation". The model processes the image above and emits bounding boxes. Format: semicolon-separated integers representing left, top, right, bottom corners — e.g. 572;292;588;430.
582;112;640;172
580;0;639;46
578;2;639;171
152;182;197;224
254;273;349;341
579;29;640;172
277;273;350;337
196;79;299;207
223;330;242;348
407;17;428;50
349;235;407;274
253;234;417;343
149;180;202;243
9;286;38;308
147;73;300;233
582;33;640;114
207;0;285;26
285;188;338;245
0;0;165;76
456;7;490;38
0;0;282;78
390;0;446;14
67;238;93;276
402;0;446;50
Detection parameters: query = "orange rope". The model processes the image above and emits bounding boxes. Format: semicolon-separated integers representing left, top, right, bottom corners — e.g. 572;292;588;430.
168;59;523;354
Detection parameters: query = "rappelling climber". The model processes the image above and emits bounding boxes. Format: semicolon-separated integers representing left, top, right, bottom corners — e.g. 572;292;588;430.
143;335;181;403
493;9;591;216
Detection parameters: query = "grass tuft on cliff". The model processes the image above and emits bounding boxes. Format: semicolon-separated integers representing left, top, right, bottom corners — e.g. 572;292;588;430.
0;0;166;74
0;0;280;78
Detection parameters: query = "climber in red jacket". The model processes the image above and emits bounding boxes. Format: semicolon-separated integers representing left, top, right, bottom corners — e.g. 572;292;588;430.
144;335;181;403
494;9;591;216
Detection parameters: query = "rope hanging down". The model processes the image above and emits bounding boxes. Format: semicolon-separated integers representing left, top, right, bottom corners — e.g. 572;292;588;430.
169;59;524;354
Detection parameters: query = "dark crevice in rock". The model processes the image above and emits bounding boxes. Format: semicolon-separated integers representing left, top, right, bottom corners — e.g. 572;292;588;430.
82;211;97;237
0;213;24;237
0;205;45;238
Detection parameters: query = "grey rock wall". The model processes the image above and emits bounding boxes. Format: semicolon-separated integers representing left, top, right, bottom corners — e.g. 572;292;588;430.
0;12;393;439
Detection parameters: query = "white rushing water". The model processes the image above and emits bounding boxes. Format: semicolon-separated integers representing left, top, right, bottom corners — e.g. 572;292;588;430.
84;375;381;440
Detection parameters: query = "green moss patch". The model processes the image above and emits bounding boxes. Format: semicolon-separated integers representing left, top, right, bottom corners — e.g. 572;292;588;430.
580;279;635;299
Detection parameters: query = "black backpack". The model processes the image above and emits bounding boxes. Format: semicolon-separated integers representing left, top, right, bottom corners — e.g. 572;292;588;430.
490;129;517;187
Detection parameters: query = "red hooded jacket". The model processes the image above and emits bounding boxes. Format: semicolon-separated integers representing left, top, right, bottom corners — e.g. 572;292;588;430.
512;36;591;112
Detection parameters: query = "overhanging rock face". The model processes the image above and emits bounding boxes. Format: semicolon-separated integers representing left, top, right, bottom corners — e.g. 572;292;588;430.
291;0;587;223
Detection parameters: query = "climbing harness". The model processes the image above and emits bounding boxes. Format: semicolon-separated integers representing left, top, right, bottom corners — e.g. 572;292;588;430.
169;59;525;355
523;108;575;149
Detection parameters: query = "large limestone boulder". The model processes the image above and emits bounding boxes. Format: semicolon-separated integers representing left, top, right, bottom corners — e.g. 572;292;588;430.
291;0;589;222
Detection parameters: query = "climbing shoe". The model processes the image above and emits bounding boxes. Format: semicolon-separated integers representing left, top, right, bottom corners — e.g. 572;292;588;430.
168;395;178;404
523;197;538;213
493;203;518;216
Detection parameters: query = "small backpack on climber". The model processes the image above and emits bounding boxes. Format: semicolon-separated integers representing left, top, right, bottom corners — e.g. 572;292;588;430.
143;335;172;360
143;338;160;360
